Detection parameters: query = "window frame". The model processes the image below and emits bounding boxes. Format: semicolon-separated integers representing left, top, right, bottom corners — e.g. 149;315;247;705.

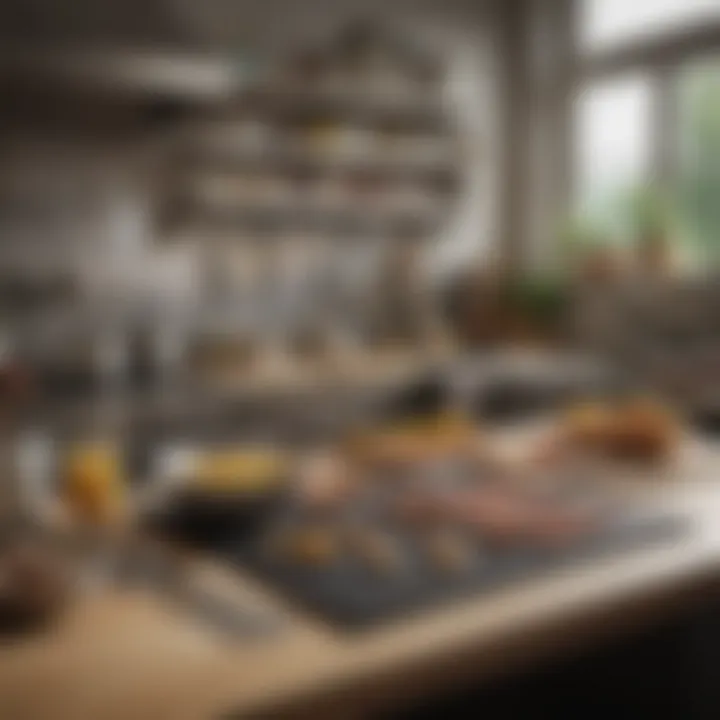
571;13;720;231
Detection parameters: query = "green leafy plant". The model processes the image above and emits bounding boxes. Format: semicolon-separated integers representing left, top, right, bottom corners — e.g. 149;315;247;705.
500;273;571;333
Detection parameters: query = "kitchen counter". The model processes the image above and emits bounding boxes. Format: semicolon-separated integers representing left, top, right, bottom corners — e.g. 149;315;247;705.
1;431;720;720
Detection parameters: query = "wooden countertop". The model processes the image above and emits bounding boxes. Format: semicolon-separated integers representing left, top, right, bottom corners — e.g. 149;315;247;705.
3;433;720;720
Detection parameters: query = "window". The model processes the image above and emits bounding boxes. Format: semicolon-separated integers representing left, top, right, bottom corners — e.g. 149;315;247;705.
574;74;653;232
581;0;720;52
568;0;720;271
677;57;720;262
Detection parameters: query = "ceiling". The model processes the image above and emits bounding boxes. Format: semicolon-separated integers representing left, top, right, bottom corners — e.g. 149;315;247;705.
0;0;196;48
0;0;491;108
0;0;490;53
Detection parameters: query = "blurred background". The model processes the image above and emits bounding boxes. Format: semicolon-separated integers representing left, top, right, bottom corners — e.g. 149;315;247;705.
0;0;717;410
0;2;720;718
0;0;718;419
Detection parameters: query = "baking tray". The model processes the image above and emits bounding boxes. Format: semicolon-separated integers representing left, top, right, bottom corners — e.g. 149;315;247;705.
150;507;687;631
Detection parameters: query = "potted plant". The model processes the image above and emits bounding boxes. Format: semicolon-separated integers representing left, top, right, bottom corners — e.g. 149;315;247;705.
500;273;572;346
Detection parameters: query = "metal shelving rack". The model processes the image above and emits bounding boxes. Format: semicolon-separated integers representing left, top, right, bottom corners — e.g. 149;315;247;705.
157;21;464;378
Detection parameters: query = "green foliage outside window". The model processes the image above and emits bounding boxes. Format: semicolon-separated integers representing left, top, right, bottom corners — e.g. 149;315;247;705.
678;63;720;264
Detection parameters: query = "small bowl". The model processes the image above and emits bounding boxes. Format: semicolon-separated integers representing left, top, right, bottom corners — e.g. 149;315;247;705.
159;483;289;546
147;447;292;546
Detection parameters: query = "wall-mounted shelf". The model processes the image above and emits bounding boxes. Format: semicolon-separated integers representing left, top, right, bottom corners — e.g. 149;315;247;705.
162;197;449;239
186;142;461;192
224;85;450;132
154;19;464;353
0;45;244;104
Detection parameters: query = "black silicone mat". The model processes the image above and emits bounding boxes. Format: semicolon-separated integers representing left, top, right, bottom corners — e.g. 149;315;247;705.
157;511;687;631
